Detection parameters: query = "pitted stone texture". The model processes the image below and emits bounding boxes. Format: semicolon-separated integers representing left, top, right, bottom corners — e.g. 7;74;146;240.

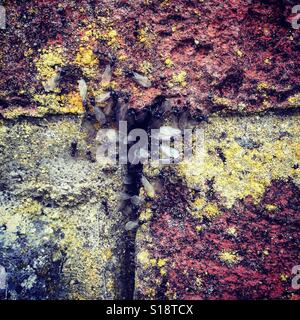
0;117;125;300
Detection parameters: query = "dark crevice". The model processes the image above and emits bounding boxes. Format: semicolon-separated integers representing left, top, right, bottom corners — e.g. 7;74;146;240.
118;100;166;299
117;95;242;299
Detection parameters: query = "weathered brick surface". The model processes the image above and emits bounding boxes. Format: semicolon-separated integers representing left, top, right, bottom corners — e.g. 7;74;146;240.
135;114;300;300
0;0;299;118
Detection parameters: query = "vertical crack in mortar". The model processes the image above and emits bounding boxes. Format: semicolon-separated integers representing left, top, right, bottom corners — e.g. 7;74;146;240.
118;113;150;299
94;94;188;299
119;162;143;299
118;99;166;299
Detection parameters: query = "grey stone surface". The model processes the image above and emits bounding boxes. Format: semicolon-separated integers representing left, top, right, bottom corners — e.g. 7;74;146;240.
0;116;126;299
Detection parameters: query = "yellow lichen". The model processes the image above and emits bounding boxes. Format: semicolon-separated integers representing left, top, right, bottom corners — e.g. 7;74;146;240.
16;199;42;216
114;67;124;77
195;225;204;232
150;258;157;267
79;23;102;43
106;278;115;292
140;60;153;75
108;29;117;39
106;29;119;47
144;287;156;298
288;93;300;107
170;71;187;87
101;248;113;261
137;250;151;267
139;208;153;222
59;211;114;299
34;93;62;112
178;115;300;208
235;49;243;57
157;258;168;267
138;27;153;46
1;107;36;119
280;273;289;282
24;48;33;57
160;268;167;276
79;23;120;48
75;46;98;77
33;91;84;115
191;199;220;220
35;45;65;81
164;57;173;68
257;82;270;91
118;54;128;61
75;47;97;65
226;227;237;237
193;197;206;210
265;204;278;211
65;92;85;113
212;96;231;106
219;250;240;264
203;203;220;219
